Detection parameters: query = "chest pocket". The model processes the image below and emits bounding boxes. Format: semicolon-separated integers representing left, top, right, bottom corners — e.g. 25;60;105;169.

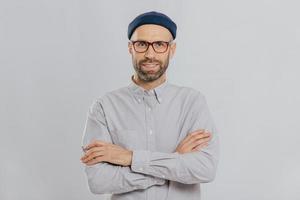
110;129;140;150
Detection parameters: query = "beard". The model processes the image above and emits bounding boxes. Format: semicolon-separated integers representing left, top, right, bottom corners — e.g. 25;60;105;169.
132;54;170;82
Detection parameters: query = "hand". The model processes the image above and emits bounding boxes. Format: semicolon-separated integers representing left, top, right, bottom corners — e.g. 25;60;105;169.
80;140;133;166
175;129;211;154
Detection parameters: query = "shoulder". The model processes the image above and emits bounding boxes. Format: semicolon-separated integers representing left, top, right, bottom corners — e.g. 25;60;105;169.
168;82;206;100
91;86;130;105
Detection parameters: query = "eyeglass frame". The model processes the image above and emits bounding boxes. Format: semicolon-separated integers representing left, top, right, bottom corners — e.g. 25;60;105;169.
129;40;174;53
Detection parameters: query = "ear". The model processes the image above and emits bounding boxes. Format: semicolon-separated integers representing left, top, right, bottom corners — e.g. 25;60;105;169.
128;42;133;54
169;42;176;59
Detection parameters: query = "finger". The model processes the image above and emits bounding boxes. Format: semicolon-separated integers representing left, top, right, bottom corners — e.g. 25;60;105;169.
85;146;105;157
196;133;212;142
180;129;206;145
191;136;211;148
81;146;105;161
81;147;97;160
81;147;105;161
191;144;208;152
182;138;209;152
81;150;105;163
189;129;205;136
84;140;106;150
191;142;209;152
84;141;104;150
188;129;210;141
192;132;211;141
182;133;210;151
184;131;211;147
85;156;105;166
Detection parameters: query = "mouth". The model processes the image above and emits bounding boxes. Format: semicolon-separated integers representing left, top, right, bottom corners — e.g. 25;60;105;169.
141;63;159;69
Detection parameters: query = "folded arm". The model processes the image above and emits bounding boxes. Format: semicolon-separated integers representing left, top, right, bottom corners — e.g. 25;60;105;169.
81;99;165;194
130;92;220;184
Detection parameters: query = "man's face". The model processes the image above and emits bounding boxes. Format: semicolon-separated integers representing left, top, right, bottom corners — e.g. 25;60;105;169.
128;24;176;82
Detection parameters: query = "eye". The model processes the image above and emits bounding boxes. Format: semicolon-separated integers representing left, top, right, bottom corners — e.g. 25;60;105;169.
155;41;164;46
135;41;147;47
154;41;168;48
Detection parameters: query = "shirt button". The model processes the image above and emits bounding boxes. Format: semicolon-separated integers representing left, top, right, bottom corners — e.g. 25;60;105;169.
148;107;151;111
162;175;165;178
149;130;153;135
139;167;143;171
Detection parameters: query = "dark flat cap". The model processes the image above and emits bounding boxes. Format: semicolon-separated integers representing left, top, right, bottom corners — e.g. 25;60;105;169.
128;11;177;40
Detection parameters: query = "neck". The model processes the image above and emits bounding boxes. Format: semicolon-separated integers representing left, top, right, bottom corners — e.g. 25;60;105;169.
132;73;166;91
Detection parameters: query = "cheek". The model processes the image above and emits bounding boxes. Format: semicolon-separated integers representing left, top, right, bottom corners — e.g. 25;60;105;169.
159;55;169;63
133;54;144;63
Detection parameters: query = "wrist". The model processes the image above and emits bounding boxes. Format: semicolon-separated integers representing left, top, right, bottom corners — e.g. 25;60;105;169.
125;150;133;166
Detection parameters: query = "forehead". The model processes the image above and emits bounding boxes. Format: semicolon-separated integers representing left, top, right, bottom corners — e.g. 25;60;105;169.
131;24;172;41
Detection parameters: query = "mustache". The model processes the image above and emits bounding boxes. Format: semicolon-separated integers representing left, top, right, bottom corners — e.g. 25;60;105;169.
138;59;162;66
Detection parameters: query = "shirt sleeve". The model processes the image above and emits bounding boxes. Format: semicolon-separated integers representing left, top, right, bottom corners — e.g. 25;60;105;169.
81;98;166;194
130;92;220;184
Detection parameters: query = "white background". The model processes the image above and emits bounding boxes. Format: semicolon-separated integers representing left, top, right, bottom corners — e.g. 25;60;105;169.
1;0;299;200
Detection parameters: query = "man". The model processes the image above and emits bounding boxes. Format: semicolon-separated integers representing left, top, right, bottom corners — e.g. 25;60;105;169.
80;11;219;200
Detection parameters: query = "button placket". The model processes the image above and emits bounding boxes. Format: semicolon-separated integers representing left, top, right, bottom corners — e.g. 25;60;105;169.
144;97;156;152
140;90;161;200
142;96;156;200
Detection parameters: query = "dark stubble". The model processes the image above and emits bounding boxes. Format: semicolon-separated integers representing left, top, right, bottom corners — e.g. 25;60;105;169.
132;53;170;82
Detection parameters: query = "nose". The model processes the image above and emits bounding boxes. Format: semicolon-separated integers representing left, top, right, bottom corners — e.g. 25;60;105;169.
144;44;156;59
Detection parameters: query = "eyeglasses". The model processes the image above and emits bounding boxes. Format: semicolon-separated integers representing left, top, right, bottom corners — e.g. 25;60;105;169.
130;40;172;53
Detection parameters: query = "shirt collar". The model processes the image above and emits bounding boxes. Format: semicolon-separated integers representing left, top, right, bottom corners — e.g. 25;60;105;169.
128;75;168;104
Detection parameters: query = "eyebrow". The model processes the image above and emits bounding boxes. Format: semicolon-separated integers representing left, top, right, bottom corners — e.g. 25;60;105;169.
133;39;172;43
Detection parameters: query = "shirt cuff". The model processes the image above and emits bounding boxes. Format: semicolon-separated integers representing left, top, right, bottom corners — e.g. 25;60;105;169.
130;150;150;173
131;150;166;185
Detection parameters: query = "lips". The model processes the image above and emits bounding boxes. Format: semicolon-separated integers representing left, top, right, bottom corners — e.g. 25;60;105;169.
141;63;159;69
